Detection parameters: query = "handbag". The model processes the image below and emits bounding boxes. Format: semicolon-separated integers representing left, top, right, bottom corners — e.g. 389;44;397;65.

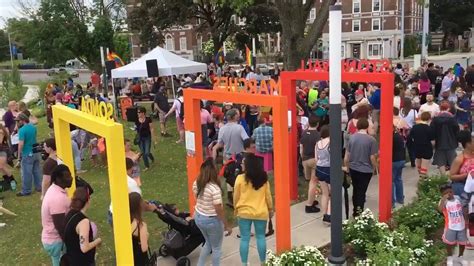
464;171;474;194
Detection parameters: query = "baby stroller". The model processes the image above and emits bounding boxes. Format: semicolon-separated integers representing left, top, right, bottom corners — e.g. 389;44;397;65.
153;202;205;266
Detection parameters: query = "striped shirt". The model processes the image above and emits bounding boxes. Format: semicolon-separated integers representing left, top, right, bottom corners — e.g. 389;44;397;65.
193;181;222;216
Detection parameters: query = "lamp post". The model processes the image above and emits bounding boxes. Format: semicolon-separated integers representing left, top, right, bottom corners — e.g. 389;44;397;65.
400;0;405;60
421;0;429;60
8;32;14;69
328;3;345;265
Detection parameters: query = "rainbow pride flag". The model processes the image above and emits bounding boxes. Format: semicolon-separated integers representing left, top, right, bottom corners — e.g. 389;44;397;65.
245;44;253;66
107;52;125;68
215;47;225;65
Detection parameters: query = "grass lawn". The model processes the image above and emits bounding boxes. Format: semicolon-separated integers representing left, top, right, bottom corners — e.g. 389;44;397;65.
0;114;309;265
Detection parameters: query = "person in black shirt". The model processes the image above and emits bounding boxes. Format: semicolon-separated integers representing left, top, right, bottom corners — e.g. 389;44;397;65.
342;82;356;117
300;115;321;213
153;88;170;136
63;187;101;266
136;106;157;171
392;130;406;208
409;111;434;176
130;192;150;266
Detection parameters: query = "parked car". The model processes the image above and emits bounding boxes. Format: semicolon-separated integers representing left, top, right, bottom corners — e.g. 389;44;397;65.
256;64;270;75
46;67;79;78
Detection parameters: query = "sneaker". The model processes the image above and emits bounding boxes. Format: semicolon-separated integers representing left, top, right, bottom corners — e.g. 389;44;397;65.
323;214;331;224
458;256;468;266
447;256;454;266
16;192;31;197
0;223;6;228
305;205;321;213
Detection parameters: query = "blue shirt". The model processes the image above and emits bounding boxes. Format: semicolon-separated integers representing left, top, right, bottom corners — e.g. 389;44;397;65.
18;123;37;156
252;124;273;153
369;89;381;110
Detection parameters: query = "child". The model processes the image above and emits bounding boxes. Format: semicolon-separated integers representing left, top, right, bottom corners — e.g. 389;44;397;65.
438;183;468;265
89;137;99;167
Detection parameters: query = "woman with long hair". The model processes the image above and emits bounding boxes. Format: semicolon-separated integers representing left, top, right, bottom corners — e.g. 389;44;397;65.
63;187;101;266
346;104;375;136
193;158;232;266
129;192;150;265
135;106;157;171
449;131;474;196
400;98;418;167
418;72;431;104
315;126;331;224
234;154;273;265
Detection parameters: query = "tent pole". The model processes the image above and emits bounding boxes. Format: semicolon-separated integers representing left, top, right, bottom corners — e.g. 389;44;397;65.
171;76;176;99
111;78;119;120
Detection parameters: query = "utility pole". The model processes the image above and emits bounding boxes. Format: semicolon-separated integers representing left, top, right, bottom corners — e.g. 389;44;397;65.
8;32;13;69
421;0;429;60
400;0;405;60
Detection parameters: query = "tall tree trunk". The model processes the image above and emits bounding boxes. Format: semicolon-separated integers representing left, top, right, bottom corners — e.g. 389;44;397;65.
276;0;335;70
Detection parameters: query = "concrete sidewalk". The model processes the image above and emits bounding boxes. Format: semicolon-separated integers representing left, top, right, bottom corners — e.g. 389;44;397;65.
158;164;429;265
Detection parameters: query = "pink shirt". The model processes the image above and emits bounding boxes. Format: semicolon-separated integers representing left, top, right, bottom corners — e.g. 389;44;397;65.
41;184;71;244
200;109;212;125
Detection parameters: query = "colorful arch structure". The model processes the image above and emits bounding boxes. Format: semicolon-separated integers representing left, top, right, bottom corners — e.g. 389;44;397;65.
282;60;395;222
52;103;133;265
184;87;292;252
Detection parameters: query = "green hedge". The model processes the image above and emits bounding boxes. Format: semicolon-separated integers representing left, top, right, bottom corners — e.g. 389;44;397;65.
344;176;448;264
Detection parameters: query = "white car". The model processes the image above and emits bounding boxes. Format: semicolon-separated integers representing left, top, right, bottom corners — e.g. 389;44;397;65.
47;67;79;78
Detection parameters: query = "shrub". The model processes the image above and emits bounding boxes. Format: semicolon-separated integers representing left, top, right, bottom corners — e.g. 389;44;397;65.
0;67;27;107
343;209;390;256
266;246;326;265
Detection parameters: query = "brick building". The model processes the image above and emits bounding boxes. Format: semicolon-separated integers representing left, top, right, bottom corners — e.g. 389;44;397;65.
317;0;423;59
126;0;423;61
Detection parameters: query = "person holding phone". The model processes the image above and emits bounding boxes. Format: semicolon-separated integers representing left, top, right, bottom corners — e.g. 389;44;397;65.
193;158;232;266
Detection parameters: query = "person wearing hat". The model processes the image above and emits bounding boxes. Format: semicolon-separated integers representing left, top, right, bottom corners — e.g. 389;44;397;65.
16;113;42;197
165;87;185;143
351;89;369;112
454;88;472;130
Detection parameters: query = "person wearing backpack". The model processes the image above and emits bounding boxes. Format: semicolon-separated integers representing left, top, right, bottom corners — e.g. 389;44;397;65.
165;88;185;144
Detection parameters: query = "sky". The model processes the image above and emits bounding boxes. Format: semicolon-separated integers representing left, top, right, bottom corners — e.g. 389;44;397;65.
0;0;22;28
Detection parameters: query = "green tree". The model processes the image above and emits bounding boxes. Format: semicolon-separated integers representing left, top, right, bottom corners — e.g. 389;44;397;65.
428;0;474;49
0;30;9;62
113;34;131;64
129;0;247;54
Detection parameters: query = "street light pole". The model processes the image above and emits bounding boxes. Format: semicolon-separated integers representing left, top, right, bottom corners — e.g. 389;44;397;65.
8;32;13;69
328;3;345;265
421;0;429;60
400;0;405;60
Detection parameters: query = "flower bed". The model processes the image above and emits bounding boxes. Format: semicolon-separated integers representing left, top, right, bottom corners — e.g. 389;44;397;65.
265;176;448;264
344;175;448;264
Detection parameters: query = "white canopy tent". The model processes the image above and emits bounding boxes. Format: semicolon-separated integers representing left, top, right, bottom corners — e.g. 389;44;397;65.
111;46;207;79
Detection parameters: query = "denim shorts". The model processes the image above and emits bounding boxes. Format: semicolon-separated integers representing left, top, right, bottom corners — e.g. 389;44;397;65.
316;166;330;184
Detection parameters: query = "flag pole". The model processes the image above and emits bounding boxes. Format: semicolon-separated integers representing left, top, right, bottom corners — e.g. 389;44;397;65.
252;37;256;70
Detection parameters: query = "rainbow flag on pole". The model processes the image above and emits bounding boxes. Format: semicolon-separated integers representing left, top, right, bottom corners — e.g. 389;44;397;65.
214;47;225;66
107;51;125;68
245;44;253;66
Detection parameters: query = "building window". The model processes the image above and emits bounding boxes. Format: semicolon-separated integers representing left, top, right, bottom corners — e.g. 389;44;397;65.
368;42;383;57
341;44;345;58
372;0;380;12
196;34;203;51
179;37;187;51
353;0;360;13
352;20;361;32
165;34;174;51
309;8;316;22
372;18;381;31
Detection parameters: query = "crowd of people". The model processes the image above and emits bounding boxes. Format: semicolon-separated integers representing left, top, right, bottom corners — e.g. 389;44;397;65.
1;60;474;265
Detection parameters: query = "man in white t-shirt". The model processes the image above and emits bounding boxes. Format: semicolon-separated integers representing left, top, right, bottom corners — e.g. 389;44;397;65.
108;158;156;226
419;93;440;118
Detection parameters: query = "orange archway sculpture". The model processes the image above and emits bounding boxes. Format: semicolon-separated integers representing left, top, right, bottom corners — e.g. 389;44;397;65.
282;59;394;222
183;86;292;252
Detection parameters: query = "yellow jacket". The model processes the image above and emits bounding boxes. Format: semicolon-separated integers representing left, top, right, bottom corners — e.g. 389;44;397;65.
233;174;273;220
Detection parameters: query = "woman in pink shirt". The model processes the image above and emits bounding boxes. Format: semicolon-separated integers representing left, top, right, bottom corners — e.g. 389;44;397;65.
200;101;213;147
418;72;431;104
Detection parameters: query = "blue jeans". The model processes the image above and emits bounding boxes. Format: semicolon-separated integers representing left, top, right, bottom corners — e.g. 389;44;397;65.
238;218;267;264
43;241;64;266
21;153;42;194
392;160;405;206
194;212;223;266
138;136;154;168
452;181;466;197
72;140;82;171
